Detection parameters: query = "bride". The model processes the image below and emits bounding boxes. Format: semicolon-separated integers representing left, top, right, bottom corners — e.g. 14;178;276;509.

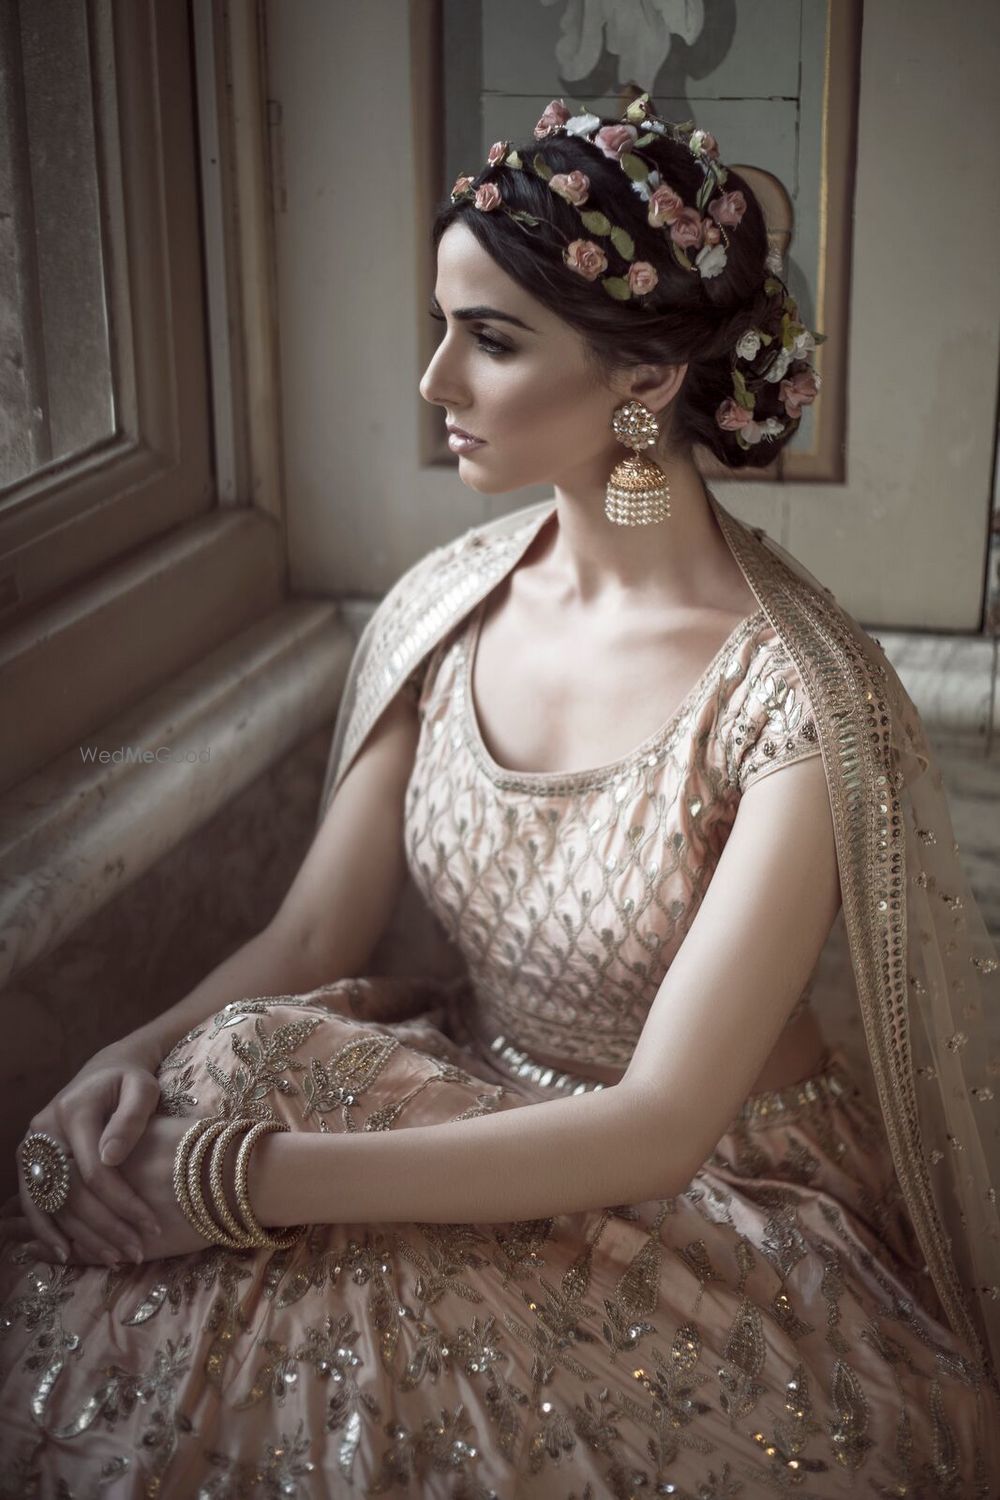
2;94;998;1496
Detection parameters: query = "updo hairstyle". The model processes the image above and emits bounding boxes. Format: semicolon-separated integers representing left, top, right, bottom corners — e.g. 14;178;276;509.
432;122;804;472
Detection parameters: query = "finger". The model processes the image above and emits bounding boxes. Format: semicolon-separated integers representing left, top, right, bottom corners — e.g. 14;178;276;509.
57;1179;146;1265
57;1206;139;1268
98;1071;162;1167
21;1240;58;1264
71;1101;163;1240
17;1181;72;1264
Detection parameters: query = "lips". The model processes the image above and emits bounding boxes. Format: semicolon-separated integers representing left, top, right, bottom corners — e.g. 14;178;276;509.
446;422;484;442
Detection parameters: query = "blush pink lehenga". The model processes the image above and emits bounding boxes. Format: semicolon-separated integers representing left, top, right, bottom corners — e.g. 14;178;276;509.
1;605;997;1497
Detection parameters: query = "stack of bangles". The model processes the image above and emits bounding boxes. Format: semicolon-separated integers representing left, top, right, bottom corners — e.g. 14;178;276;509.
173;1114;305;1251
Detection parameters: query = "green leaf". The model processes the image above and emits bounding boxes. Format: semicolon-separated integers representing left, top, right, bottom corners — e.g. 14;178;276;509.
506;150;522;169
531;154;553;181
609;226;635;260
618;152;650;183
508;211;541;226
736;430;750;451
579;210;612;236
732;369;756;412
813;331;828;345
763;276;783;296
601;276;632;300
625;94;651;123
634;132;656;147
671;242;696;275
759;330;773;346
696;176;714;212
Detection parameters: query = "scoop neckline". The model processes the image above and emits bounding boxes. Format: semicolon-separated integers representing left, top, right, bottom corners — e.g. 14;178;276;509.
461;598;768;792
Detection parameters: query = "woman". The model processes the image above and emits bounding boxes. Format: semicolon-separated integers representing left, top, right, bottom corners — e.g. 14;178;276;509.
2;95;998;1497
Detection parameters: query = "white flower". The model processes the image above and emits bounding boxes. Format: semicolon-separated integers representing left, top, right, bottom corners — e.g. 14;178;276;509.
736;329;762;361
743;416;786;445
628;167;660;204
695;243;727;279
564;112;601;137
689;129;710;155
764;245;784;275
790;329;816;360
763;346;793;383
643;119;668;136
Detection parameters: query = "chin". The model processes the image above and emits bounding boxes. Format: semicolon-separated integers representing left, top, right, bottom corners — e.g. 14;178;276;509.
457;463;521;496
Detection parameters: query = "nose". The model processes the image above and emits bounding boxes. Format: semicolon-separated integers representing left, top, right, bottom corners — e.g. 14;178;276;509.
418;329;465;409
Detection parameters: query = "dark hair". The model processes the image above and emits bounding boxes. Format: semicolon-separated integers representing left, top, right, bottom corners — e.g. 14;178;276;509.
433;122;805;471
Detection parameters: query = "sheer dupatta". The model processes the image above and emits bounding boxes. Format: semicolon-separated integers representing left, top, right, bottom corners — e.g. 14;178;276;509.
317;491;1000;1390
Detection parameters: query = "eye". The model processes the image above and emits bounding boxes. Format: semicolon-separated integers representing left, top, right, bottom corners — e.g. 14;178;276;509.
428;306;511;357
472;332;511;357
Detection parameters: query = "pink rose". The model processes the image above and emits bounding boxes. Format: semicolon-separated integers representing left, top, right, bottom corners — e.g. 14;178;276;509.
563;239;608;281
716;398;753;431
779;369;821;417
594;124;638;159
534;99;571;139
669;207;704;249
548;170;590;206
487;141;509;167
627;261;658;295
702;220;722;246
451;174;474;198
709;190;747;227
474;182;502;212
646;183;684;227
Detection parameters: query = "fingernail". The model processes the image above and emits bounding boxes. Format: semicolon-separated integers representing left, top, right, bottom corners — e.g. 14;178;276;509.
100;1141;123;1166
102;1250;118;1267
143;1220;162;1238
54;1245;68;1264
127;1243;143;1264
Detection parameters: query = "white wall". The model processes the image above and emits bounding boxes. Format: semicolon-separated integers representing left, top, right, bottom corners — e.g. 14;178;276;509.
266;0;1000;630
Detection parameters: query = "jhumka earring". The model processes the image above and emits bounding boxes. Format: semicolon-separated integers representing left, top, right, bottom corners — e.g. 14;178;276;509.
605;399;672;526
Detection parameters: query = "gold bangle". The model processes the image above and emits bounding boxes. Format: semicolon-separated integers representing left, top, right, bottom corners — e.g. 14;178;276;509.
233;1119;305;1250
173;1117;224;1243
207;1120;259;1248
173;1122;248;1248
186;1120;249;1251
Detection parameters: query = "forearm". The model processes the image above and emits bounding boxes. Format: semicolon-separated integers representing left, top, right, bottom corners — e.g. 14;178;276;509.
114;923;330;1066
249;1083;675;1226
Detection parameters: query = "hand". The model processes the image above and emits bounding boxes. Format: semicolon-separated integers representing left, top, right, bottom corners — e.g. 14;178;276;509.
11;1047;169;1267
4;1115;209;1266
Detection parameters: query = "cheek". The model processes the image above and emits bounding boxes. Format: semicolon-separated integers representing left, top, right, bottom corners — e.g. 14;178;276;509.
492;369;608;443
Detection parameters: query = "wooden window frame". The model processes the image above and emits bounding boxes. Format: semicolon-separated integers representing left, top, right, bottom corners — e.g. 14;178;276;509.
0;0;288;794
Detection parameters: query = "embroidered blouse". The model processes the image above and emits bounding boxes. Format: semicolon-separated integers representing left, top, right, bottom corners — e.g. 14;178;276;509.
403;601;823;1074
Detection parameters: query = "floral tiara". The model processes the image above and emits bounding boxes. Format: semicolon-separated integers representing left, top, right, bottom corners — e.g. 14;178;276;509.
449;92;824;451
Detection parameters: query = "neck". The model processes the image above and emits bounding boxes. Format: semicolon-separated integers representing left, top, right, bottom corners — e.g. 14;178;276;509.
540;449;735;612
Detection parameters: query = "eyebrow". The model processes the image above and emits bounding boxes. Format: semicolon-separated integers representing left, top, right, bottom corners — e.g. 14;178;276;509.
429;292;537;333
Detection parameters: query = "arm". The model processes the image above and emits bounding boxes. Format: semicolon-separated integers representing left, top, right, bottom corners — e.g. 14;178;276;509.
117;687;422;1066
247;753;842;1226
10;689;424;1267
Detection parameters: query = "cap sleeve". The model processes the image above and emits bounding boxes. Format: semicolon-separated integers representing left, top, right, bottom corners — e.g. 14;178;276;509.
722;622;822;795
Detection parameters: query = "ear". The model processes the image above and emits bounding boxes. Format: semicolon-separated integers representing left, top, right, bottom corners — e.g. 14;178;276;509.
620;361;688;418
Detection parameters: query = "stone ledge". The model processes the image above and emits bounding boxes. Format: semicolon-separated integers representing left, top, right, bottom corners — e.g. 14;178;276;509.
0;599;353;987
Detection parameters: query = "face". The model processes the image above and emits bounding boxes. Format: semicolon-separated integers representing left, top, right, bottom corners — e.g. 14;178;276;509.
419;220;635;495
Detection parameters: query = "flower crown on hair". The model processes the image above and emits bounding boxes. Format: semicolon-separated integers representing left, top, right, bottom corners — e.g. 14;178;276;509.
450;92;824;450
